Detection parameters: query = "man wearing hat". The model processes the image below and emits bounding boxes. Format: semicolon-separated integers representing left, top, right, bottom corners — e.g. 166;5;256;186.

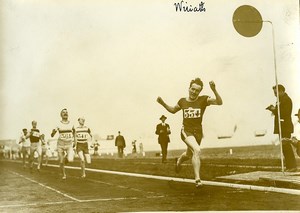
266;84;297;172
115;131;126;158
155;115;171;163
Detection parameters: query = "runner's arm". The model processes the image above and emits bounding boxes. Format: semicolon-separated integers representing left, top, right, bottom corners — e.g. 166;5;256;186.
72;127;77;148
207;81;223;105
88;128;92;139
19;136;24;144
25;132;31;139
157;97;181;114
51;129;57;137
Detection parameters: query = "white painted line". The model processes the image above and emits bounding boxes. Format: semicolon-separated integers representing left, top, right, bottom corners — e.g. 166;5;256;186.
78;195;165;203
5;158;281;169
69;173;158;194
9;171;81;202
5;160;300;196
45;164;300;196
0;195;164;209
84;167;300;196
0;200;75;208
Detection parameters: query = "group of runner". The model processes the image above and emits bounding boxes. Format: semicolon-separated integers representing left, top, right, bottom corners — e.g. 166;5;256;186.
17;78;222;187
19;108;92;180
15;77;300;188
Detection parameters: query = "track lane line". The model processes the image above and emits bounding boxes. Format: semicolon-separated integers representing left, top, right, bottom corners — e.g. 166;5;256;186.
0;195;165;209
44;164;300;196
9;170;81;202
4;160;300;196
0;200;76;208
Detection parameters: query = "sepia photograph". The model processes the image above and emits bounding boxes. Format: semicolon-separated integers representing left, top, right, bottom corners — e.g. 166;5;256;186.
0;0;300;212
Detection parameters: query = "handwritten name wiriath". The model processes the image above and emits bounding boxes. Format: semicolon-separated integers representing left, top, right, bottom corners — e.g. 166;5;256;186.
174;1;206;12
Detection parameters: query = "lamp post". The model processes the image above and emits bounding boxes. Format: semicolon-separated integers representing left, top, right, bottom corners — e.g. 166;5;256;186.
232;5;284;173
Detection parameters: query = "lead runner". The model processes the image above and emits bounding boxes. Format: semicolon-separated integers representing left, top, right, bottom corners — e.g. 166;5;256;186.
157;78;223;187
51;108;75;180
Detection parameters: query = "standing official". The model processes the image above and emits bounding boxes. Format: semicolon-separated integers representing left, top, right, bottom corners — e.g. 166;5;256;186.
266;84;297;172
115;131;126;158
155;115;171;163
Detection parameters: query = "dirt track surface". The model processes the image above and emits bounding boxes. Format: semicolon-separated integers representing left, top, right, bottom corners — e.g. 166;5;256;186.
1;160;299;212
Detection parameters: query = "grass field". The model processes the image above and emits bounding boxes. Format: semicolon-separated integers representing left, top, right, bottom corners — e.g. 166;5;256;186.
145;144;286;159
98;144;300;178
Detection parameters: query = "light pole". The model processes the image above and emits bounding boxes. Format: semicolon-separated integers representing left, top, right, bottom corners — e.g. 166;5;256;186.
232;5;284;173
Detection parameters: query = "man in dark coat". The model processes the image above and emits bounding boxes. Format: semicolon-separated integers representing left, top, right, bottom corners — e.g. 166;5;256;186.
155;115;171;163
266;84;297;172
115;131;126;158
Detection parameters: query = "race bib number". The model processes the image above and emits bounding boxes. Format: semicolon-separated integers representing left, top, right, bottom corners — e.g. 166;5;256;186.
59;133;73;140
184;107;201;118
76;133;88;139
32;132;40;138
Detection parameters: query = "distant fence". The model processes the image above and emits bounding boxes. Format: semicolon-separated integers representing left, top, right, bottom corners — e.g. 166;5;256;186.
0;139;17;146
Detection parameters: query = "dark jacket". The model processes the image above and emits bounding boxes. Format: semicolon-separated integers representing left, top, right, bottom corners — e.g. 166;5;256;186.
155;123;171;144
272;93;294;135
115;135;126;147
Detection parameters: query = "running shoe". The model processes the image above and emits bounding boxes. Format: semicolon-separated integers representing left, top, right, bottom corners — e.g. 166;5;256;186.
195;179;203;188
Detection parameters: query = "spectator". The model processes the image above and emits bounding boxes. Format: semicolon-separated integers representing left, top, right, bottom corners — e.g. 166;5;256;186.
266;84;297;172
139;142;145;157
93;140;100;156
115;131;126;158
132;140;137;154
155;115;171;163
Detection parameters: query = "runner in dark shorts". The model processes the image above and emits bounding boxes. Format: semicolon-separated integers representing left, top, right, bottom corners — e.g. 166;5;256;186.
157;78;223;187
28;121;42;172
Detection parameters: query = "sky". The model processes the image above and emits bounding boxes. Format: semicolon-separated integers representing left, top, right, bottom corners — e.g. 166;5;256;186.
0;0;299;151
